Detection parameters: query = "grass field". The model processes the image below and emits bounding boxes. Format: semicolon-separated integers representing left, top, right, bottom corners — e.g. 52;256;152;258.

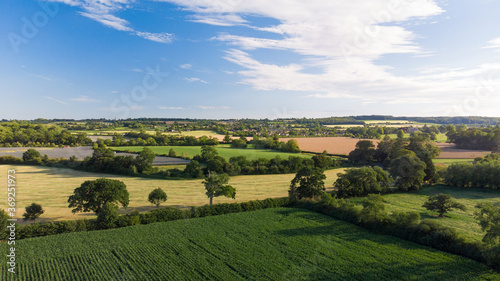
0;165;344;223
111;145;313;161
348;185;500;242
432;158;474;166
1;208;497;280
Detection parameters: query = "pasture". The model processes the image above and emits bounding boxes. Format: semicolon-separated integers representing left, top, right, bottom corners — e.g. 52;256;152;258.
0;165;344;223
111;145;314;161
1;208;497;280
348;185;500;242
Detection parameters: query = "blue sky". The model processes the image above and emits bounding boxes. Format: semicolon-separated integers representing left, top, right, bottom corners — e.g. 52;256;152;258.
1;0;500;120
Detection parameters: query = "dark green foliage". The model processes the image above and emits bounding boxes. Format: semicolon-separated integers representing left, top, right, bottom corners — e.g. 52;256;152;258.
358;194;389;224
230;139;248;148
335;166;392;198
0;209;9;230
22;203;44;222
475;203;500;245
183;160;204;178
68;178;129;214
148;188;168;208
289;167;326;200
134;147;155;174
447;127;500;150
444;161;500;189
348;140;376;165
391;211;421;228
22;149;42;162
422;194;467;217
96;203;119;229
390;153;426;191
203;173;236;205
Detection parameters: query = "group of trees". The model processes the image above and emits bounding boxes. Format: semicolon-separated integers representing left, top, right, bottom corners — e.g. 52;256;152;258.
83;146;156;175
250;136;301;153
0;123;92;147
106;131;220;147
348;133;441;192
444;159;500;189
446;126;500;150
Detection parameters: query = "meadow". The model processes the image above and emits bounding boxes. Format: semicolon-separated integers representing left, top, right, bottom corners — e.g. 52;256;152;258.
111;145;314;161
348;185;500;242
1;208;497;280
0;165;344;223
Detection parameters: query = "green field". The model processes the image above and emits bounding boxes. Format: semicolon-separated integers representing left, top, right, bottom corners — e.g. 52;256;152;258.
348;185;500;242
1;208;497;280
111;145;313;161
432;158;474;165
386;133;447;142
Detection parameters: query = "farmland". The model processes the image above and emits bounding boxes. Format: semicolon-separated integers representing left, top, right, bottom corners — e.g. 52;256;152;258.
111;145;314;161
0;165;344;223
348;185;500;242
1;208;497;280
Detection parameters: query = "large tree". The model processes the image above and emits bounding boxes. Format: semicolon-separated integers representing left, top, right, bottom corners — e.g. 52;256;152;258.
134;147;156;173
475;203;500;244
68;178;129;214
390;152;426;191
203;173;236;205
348;140;376;165
289;167;326;200
22;149;41;162
335;166;392;198
422;194;466;217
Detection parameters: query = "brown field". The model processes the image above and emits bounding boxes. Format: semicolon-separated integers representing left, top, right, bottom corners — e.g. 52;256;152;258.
0;165;344;224
436;143;491;159
280;137;380;155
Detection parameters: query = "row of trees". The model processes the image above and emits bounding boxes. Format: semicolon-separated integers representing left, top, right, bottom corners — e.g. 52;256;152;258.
0;123;93;147
444;160;500;189
446;126;500;150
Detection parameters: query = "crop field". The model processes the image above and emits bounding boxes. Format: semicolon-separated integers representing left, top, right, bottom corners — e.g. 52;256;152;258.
436;143;491;159
280;137;381;155
387;133;448;143
0;165;343;223
432;158;474;166
348;185;500;242
1;208;497;280
111;145;313;161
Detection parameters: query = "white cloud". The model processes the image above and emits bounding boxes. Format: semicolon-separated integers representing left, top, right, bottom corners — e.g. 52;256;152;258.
483;37;500;51
130;68;144;72
158;106;185;110
48;0;174;43
70;95;101;103
198;105;229;110
180;64;193;69
184;77;209;83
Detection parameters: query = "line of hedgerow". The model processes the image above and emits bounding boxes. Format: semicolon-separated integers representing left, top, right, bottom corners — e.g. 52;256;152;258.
2;195;499;270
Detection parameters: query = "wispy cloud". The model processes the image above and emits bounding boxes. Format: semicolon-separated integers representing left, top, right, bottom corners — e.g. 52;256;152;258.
50;0;174;43
158;106;186;110
198;105;229;110
70;95;101;103
180;64;192;69
483;37;500;51
43;96;68;105
130;68;144;73
184;77;209;83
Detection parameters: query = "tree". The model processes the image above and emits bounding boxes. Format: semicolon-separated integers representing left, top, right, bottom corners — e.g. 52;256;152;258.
312;150;332;169
223;134;232;143
475;203;500;244
231;139;248;149
134;147;156;174
358;194;388;224
96;203;119;229
22;149;41;162
168;148;177;157
289;167;326;200
68;178;129;214
284;139;301;153
183;160;203;178
422;194;466;217
397;129;405;139
23;203;44;222
201;145;218;162
348;140;375;165
335;166;392;198
1;209;10;229
203;173;236;205
390;153;426;191
148;188;168;208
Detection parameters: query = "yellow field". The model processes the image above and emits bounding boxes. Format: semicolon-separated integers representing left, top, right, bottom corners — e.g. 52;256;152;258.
0;165;344;224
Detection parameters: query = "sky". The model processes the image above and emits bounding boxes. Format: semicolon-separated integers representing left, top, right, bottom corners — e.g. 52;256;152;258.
1;0;500;120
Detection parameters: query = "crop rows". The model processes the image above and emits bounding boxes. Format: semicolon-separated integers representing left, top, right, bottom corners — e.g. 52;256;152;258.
1;208;498;280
